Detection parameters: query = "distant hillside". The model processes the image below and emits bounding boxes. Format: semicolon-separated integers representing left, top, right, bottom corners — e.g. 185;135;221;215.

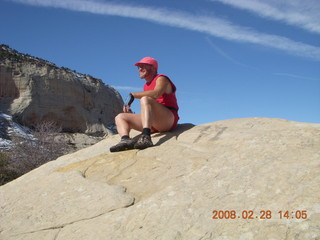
0;44;123;135
0;44;57;66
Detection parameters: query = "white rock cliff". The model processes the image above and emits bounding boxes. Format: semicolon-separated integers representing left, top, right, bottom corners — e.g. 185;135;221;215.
0;45;123;135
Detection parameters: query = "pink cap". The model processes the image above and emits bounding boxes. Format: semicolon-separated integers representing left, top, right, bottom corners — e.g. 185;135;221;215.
134;57;158;70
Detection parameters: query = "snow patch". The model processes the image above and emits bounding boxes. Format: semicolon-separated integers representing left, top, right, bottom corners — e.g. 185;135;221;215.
0;112;34;150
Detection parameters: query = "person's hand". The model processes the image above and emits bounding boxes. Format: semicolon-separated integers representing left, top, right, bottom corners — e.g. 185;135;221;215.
123;93;134;113
123;105;132;113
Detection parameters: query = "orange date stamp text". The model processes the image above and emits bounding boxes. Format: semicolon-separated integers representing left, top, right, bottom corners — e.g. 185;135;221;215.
212;210;308;220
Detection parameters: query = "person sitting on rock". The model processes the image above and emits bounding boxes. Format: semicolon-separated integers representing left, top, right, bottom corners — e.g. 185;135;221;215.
110;57;179;152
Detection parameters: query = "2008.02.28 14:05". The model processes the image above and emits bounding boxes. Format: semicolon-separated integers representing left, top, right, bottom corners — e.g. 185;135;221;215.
212;210;308;220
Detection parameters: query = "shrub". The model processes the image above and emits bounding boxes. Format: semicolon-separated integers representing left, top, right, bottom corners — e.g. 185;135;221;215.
0;152;18;185
1;121;67;185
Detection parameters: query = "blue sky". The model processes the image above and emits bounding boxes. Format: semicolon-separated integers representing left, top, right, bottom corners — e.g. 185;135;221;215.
1;0;319;125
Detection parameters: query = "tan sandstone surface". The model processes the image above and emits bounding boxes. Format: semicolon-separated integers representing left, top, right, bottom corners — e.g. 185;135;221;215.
0;118;319;240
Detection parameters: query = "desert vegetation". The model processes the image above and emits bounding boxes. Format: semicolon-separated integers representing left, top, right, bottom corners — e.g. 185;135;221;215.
0;121;67;185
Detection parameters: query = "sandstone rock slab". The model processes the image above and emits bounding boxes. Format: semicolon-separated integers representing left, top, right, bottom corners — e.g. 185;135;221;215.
0;118;319;240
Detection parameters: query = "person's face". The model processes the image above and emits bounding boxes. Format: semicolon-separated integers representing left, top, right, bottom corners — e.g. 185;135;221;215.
137;64;153;79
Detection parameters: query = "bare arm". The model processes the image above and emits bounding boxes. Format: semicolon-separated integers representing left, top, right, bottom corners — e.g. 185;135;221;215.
123;76;172;113
131;76;172;99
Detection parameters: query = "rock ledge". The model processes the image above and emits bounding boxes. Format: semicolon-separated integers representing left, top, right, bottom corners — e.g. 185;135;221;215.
0;118;319;240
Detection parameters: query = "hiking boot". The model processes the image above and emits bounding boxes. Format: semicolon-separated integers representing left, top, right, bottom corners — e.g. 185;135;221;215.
134;134;153;150
110;138;135;152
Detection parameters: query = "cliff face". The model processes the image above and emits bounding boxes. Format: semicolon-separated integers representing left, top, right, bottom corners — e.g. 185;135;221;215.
0;45;123;134
0;118;319;240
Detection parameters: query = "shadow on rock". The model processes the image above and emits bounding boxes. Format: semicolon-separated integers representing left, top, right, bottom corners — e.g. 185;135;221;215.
152;123;195;146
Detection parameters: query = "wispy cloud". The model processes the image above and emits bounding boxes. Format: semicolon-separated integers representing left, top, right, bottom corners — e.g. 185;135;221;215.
8;0;320;61
273;72;320;81
212;0;320;34
111;85;142;92
205;37;252;68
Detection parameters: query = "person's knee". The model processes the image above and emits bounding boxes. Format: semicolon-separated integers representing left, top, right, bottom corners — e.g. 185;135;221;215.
140;96;154;106
115;113;125;124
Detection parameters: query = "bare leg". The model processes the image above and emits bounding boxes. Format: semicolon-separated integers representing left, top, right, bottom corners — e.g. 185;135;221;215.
140;96;174;132
110;113;143;152
115;97;174;136
115;113;143;137
111;97;175;152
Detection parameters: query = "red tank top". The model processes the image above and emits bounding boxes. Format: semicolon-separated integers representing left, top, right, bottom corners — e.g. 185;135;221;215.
144;74;179;112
